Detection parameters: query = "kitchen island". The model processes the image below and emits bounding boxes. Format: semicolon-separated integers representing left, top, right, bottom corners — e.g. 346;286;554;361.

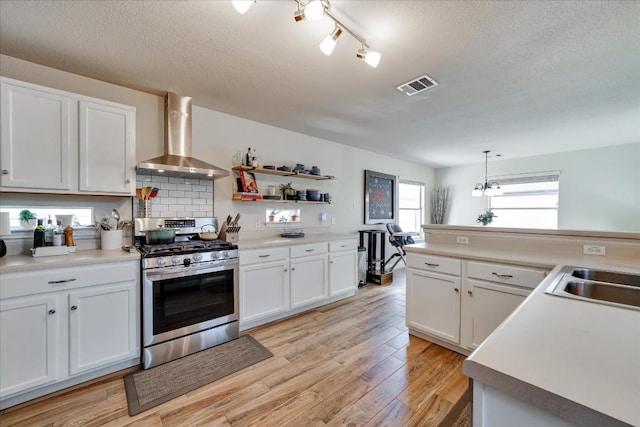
406;225;640;426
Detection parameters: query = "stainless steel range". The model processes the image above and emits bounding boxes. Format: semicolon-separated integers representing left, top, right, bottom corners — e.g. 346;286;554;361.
134;217;239;369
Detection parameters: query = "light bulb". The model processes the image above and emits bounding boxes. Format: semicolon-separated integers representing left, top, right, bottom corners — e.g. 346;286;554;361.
472;184;483;197
232;0;253;14
484;187;495;197
304;0;325;21
362;50;382;68
320;27;342;56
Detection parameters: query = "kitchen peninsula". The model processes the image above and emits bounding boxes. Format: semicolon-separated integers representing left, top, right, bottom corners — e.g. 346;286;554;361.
405;225;640;426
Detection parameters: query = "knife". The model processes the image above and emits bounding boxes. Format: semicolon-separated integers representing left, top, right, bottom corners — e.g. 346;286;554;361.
231;213;241;226
226;215;232;225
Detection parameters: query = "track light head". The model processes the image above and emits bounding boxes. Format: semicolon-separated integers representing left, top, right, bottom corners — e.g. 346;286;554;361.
293;9;305;22
232;0;254;14
320;27;342;56
304;0;325;21
357;48;382;68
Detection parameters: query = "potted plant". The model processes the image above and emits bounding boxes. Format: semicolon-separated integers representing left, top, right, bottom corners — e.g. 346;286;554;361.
268;210;278;222
19;209;37;228
476;209;496;226
290;213;298;222
280;182;296;200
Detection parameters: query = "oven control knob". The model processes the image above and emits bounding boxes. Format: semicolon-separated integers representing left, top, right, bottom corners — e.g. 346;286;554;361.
183;258;191;267
210;252;217;260
156;258;167;267
193;253;203;262
222;251;229;259
171;256;182;265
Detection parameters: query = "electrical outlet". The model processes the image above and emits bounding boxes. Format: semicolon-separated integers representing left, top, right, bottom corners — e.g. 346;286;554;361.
456;236;469;244
254;218;262;228
331;217;336;225
583;245;606;256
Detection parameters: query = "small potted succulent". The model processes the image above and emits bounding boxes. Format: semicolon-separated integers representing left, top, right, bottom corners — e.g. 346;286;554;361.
268;210;278;222
19;209;37;229
280;182;296;200
476;209;496;226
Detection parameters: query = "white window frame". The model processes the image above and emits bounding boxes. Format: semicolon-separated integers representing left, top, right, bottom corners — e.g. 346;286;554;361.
489;172;560;229
398;178;425;238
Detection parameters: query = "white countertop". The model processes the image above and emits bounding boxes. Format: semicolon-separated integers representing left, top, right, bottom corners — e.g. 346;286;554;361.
406;243;640;425
405;242;640;271
464;266;640;426
0;249;140;273
237;233;358;250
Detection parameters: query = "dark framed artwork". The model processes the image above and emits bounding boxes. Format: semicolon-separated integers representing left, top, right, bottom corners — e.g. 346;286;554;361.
364;169;396;224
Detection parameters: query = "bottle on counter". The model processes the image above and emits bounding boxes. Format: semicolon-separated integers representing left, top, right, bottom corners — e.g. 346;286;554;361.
33;219;45;248
245;147;251;167
45;215;54;246
53;220;64;246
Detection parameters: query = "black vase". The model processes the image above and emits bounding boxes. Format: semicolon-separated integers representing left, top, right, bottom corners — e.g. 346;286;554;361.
0;239;6;258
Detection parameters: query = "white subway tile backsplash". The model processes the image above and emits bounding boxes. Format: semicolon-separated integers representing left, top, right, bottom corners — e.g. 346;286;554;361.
135;174;214;219
160;182;177;190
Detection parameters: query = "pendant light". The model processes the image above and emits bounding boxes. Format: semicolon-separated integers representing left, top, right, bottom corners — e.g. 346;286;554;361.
320;26;343;56
472;150;503;197
232;0;254;14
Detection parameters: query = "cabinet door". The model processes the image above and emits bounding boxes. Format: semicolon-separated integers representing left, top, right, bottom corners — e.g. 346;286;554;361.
240;260;289;322
68;281;138;376
329;250;357;296
0;82;72;191
78;100;135;195
464;279;529;350
291;255;328;308
0;294;60;397
407;269;461;344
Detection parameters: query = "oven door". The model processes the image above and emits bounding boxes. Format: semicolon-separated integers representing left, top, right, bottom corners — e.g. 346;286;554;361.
142;261;239;347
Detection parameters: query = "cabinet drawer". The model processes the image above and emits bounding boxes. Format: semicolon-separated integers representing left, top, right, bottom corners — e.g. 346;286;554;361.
467;261;547;289
0;261;138;299
290;242;328;258
407;253;461;276
240;247;288;265
329;239;358;252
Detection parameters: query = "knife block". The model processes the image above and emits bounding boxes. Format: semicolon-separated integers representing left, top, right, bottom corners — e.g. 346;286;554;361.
219;223;239;242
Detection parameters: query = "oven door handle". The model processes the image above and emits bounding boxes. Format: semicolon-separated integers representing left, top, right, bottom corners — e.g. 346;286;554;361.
144;263;237;281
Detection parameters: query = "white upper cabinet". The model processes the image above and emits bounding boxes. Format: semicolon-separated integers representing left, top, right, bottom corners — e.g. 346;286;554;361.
78;101;135;194
0;83;72;191
0;77;136;195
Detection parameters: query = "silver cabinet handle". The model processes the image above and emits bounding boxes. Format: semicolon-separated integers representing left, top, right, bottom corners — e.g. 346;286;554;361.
70;305;78;311
125;179;131;184
292;267;296;271
330;261;334;264
48;278;77;284
1;170;8;175
468;290;473;296
425;263;440;267
492;272;514;278
454;288;459;293
48;309;56;315
258;254;270;258
284;269;288;272
305;249;315;252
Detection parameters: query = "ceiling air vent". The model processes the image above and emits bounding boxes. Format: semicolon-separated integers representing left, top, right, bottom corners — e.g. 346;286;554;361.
396;74;439;96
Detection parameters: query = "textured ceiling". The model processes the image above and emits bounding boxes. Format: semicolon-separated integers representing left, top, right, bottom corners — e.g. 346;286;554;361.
1;0;639;167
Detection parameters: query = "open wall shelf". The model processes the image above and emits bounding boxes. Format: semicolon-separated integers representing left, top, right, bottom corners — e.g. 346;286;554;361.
232;166;335;180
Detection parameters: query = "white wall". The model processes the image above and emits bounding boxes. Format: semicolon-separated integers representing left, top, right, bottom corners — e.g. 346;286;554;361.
0;54;434;242
435;143;640;232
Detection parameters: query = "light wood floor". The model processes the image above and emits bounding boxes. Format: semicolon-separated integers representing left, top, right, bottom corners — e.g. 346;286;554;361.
0;270;469;427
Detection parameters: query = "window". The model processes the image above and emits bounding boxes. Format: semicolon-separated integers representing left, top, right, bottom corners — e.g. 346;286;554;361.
489;174;559;229
0;207;93;229
398;179;425;233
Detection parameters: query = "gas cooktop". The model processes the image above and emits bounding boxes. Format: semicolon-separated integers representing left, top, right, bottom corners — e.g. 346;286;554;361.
138;239;236;257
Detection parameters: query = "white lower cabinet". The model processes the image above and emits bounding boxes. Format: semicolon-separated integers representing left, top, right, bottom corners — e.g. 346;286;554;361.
0;294;60;397
406;252;547;354
240;238;357;330
240;258;289;323
406;253;462;344
329;239;358;297
0;261;140;408
68;282;138;376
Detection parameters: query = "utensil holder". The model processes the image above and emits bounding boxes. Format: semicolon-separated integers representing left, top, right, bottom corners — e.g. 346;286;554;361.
139;200;152;218
101;230;123;250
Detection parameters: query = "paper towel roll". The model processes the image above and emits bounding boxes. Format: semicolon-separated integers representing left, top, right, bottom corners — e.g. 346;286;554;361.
0;212;10;236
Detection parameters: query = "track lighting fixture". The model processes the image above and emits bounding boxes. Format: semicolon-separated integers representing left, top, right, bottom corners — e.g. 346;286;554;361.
319;26;342;56
233;0;381;68
231;0;254;14
472;151;503;197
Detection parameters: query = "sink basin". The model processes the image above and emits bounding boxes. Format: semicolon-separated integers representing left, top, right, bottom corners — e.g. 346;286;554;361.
546;266;640;311
563;280;640;308
571;268;640;287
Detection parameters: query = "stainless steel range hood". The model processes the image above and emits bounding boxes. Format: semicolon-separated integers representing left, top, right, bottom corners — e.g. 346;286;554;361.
137;93;229;179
